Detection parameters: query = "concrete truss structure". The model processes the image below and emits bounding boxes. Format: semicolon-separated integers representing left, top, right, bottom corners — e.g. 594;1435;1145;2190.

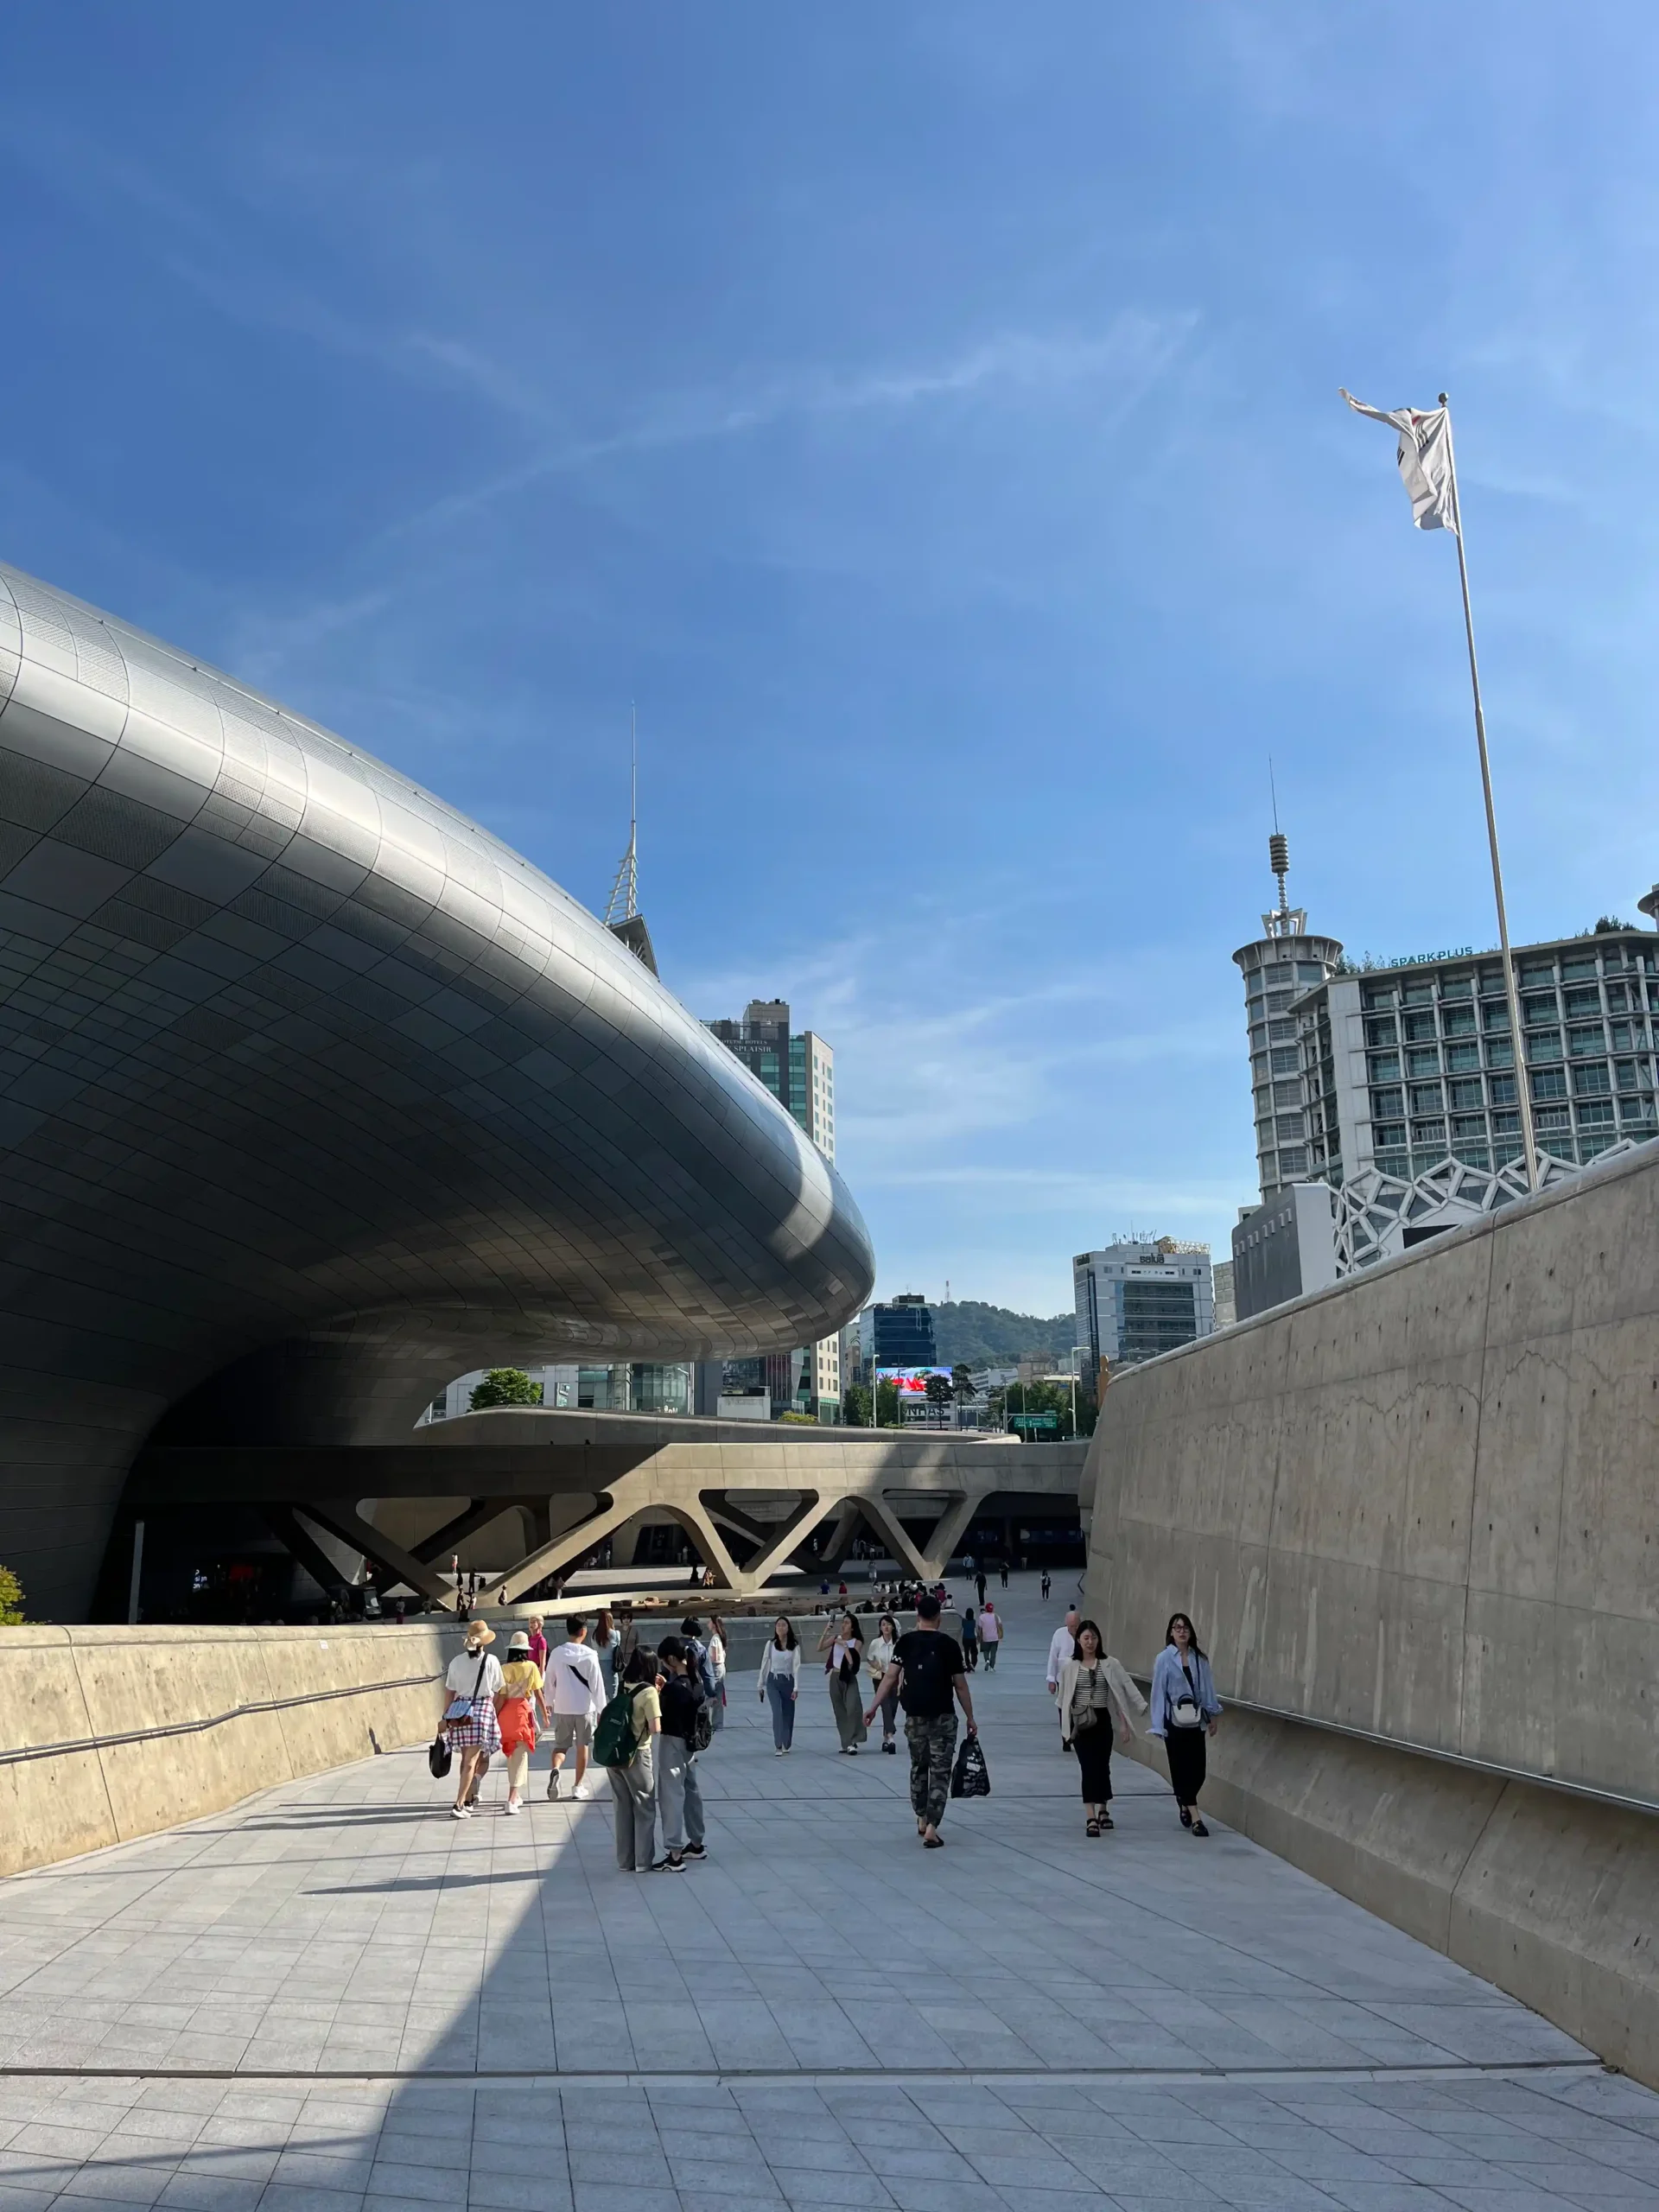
0;563;874;1618
1332;1138;1651;1271
132;1408;1090;1604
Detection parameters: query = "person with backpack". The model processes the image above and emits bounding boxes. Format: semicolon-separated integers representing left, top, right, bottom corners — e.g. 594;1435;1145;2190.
863;1593;976;1849
601;1645;663;1872
756;1616;800;1752
680;1618;721;1707
1147;1611;1223;1837
544;1617;605;1802
652;1636;708;1871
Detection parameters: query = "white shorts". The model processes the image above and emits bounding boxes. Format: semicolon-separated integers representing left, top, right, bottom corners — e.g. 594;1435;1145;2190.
550;1713;594;1751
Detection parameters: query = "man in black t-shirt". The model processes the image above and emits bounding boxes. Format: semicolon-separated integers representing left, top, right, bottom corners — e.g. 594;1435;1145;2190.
864;1594;976;1847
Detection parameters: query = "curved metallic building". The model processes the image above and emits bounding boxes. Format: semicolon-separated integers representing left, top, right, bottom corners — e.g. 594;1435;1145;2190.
0;562;874;1618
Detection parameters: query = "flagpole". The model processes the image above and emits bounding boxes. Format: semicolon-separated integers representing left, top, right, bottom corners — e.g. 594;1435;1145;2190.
1439;393;1539;1197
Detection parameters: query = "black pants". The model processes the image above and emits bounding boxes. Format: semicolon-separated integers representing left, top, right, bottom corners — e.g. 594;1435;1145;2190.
1071;1723;1113;1803
1165;1725;1206;1808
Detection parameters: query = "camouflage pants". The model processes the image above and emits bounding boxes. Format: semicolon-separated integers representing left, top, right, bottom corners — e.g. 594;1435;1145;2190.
905;1710;957;1828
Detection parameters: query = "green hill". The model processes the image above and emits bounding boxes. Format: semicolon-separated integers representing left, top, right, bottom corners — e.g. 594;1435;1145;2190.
930;1300;1077;1369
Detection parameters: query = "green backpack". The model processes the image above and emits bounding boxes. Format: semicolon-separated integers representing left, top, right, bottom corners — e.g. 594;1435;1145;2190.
594;1684;642;1769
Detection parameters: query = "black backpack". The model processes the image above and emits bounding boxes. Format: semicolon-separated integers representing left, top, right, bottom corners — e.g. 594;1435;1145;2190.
897;1634;956;1718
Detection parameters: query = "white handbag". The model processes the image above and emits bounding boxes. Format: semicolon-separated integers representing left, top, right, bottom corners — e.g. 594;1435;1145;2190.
1168;1658;1205;1730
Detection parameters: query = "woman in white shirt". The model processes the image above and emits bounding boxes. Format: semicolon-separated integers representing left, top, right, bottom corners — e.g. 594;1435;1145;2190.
817;1611;868;1753
440;1622;504;1819
1056;1620;1146;1838
866;1613;900;1755
706;1615;728;1732
757;1618;801;1754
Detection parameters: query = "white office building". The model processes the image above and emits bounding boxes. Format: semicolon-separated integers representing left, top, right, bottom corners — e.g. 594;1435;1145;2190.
1073;1238;1215;1373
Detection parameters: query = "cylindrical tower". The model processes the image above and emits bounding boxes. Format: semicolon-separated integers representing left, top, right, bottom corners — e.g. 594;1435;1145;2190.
1231;831;1343;1203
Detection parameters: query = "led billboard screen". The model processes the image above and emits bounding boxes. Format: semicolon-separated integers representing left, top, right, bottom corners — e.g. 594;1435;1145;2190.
875;1365;953;1396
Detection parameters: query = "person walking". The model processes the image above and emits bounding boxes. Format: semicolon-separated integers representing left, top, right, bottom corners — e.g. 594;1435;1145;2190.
975;1568;988;1609
999;1560;1008;1589
524;1614;549;1674
653;1636;707;1871
976;1601;1002;1670
959;1604;978;1671
864;1592;976;1849
757;1617;800;1752
605;1645;663;1872
706;1616;728;1732
1056;1620;1145;1836
818;1611;868;1752
1147;1612;1223;1837
593;1609;624;1699
440;1620;502;1820
545;1616;605;1802
1046;1608;1079;1700
866;1613;900;1752
495;1630;549;1815
1040;1570;1052;1603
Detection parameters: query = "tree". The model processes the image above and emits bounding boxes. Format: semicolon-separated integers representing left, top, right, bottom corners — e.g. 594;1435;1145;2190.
950;1363;975;1399
0;1565;22;1624
468;1367;543;1410
842;1382;872;1427
875;1379;900;1427
1005;1379;1075;1438
924;1371;954;1427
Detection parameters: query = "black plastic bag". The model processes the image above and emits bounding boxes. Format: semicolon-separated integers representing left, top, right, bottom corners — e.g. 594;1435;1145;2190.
428;1732;453;1780
950;1732;989;1799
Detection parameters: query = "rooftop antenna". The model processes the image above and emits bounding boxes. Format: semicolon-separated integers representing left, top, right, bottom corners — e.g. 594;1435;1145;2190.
1262;756;1302;939
603;706;639;926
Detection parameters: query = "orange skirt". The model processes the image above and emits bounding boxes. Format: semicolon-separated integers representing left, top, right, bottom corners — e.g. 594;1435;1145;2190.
497;1698;537;1758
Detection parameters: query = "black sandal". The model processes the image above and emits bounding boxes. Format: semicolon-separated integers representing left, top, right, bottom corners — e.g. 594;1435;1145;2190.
1085;1817;1101;1838
1099;1813;1114;1829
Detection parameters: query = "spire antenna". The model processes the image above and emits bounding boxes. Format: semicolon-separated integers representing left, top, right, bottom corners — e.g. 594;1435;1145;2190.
603;706;639;926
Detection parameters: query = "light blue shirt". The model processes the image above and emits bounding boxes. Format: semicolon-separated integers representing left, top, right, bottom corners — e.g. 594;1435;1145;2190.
1147;1645;1221;1738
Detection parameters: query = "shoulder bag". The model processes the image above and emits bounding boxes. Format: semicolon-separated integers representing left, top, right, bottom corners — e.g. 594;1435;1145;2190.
443;1653;491;1727
1168;1656;1205;1730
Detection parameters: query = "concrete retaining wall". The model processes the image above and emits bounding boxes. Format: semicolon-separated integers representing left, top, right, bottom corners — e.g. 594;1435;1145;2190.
1086;1138;1659;2085
0;1620;458;1879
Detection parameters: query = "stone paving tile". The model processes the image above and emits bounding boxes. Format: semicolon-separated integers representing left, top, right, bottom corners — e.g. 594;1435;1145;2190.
0;1580;1652;2209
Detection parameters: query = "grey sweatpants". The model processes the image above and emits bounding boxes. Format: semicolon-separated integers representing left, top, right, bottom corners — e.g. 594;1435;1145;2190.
609;1743;656;1870
656;1738;705;1852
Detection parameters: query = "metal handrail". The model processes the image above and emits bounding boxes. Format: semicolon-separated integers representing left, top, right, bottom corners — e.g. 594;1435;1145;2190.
0;1674;442;1768
1132;1673;1659;1820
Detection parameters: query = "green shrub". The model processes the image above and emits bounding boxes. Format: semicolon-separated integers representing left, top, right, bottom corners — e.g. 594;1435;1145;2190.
468;1368;543;1410
0;1566;24;1625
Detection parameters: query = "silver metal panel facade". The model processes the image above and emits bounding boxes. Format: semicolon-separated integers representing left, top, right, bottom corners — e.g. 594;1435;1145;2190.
0;563;874;1618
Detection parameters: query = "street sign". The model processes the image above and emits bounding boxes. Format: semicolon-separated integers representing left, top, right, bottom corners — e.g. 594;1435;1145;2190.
1009;1411;1059;1433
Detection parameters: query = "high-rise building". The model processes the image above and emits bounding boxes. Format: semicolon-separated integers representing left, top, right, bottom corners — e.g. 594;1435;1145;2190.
1073;1240;1214;1371
705;997;840;1414
857;1294;938;1380
1233;836;1659;1272
1231;833;1344;1202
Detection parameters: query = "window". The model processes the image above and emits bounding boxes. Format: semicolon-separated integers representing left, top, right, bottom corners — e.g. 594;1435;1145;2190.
1564;986;1602;1018
1411;1119;1447;1146
1251;1052;1269;1080
1560;957;1598;982
1408;1081;1443;1113
1295;963;1325;982
1491;1109;1520;1135
1407;1046;1440;1076
1266;993;1292;1013
1568;1026;1606;1057
1523;993;1559;1026
1272;1080;1301;1110
1527;1032;1564;1064
1441;1006;1477;1038
1402;982;1433;1006
1365;1016;1398;1046
1275;1112;1305;1141
1362;985;1395;1011
1268;1018;1296;1042
1531;1067;1569;1100
1278;1147;1308;1174
1519;963;1556;987
1535;1103;1571;1130
1446;1040;1481;1072
1440;976;1474;1000
1368;1051;1401;1081
1249;1023;1268;1049
1610;1020;1648;1052
1573;1063;1611;1096
1370;1087;1405;1119
1485;1038;1515;1069
1375;1124;1407;1151
1616;1059;1643;1091
1448;1077;1484;1110
1403;1010;1438;1041
1482;1001;1511;1033
1489;1073;1517;1104
1620;1095;1656;1123
1577;1099;1615;1127
1452;1115;1488;1141
1270;1047;1299;1074
1605;982;1630;1013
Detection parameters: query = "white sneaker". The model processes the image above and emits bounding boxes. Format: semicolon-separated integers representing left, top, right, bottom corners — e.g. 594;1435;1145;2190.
449;1803;470;1820
504;1799;523;1815
573;1783;592;1802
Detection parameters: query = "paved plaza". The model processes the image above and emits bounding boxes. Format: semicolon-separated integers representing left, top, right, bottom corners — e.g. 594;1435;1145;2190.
0;1579;1656;2209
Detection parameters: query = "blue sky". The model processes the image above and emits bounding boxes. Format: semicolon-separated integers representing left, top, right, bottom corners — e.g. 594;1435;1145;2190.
3;3;1657;1314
